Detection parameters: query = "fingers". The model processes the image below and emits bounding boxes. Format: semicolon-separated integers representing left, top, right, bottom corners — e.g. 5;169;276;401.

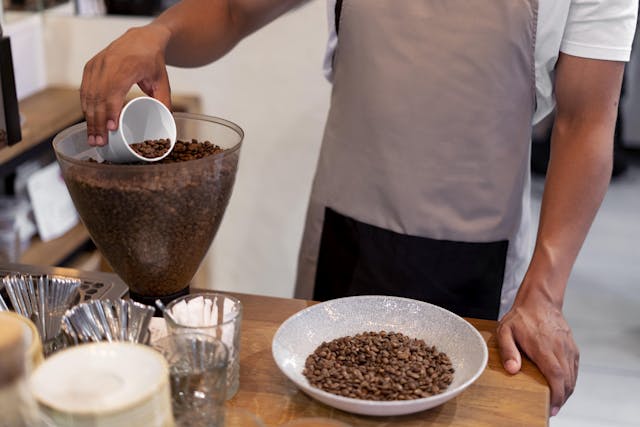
81;59;98;146
104;91;126;136
496;322;522;374
138;58;172;111
532;350;566;416
571;346;579;394
81;55;128;146
91;94;124;146
557;335;579;405
515;327;577;416
80;60;92;117
498;304;579;416
543;329;579;415
153;65;173;111
81;26;172;145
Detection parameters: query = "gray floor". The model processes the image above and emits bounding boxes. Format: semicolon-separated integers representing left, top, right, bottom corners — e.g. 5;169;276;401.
530;162;640;427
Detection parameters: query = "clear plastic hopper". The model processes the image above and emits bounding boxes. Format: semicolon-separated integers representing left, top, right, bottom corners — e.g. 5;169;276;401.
53;113;242;307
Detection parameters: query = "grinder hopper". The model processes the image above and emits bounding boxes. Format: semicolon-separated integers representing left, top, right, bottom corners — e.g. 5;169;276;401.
52;113;242;306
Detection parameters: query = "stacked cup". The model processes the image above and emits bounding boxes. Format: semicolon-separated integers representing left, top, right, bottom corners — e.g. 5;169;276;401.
2;274;81;355
30;342;174;427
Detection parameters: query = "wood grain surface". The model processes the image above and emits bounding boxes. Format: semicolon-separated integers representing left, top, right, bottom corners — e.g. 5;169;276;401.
0;87;82;166
214;292;550;426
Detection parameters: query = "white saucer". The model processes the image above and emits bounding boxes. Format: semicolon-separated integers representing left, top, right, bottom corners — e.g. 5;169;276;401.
31;342;172;425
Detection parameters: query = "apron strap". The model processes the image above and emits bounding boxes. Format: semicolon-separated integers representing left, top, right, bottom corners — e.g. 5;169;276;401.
335;0;343;34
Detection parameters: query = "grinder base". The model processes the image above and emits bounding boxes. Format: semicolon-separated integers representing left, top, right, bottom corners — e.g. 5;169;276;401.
129;286;190;317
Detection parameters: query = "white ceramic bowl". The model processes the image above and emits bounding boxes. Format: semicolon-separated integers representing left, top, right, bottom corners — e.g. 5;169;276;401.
30;342;173;427
272;295;488;417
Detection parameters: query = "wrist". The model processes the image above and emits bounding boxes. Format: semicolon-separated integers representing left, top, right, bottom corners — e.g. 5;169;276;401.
515;275;563;310
144;22;172;52
516;244;569;309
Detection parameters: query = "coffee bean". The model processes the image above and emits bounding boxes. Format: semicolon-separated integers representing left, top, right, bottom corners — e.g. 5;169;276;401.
302;331;454;401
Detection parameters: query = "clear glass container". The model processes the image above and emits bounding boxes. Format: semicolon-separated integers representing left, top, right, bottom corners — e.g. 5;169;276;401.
152;333;229;426
164;293;243;400
53;113;243;303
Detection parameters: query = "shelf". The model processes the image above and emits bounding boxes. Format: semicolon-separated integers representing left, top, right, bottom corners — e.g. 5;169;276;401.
6;86;202;268
0;87;84;173
19;223;91;266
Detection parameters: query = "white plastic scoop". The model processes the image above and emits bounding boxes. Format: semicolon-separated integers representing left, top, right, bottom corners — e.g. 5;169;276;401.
96;96;177;163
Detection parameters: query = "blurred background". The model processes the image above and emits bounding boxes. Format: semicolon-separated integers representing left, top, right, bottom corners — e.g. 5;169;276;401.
0;2;638;425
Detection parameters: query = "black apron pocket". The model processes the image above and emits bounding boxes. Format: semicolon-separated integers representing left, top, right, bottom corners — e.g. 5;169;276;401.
314;208;508;320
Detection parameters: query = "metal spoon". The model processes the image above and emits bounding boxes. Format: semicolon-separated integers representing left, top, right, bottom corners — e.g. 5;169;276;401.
155;299;178;325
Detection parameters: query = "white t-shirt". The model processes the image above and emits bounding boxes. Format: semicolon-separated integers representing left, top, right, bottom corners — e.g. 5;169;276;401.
319;0;637;316
323;0;638;124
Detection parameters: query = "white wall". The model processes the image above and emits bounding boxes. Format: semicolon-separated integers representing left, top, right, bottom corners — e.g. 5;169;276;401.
3;12;47;99
42;1;331;297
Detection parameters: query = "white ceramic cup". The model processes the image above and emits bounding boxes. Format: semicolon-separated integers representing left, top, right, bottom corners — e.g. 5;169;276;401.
30;342;173;427
96;96;177;163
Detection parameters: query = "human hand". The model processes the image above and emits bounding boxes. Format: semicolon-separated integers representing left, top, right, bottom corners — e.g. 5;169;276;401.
496;287;579;417
80;24;172;146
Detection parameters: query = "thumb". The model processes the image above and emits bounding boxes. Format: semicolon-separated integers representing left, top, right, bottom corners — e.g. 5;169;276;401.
137;68;172;111
497;324;522;374
152;66;172;111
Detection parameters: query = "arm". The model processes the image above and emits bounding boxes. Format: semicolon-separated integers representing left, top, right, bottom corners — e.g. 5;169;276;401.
497;53;624;415
159;0;307;67
81;0;305;146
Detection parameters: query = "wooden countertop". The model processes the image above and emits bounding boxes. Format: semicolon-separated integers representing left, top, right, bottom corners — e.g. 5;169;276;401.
223;292;549;426
0;258;549;425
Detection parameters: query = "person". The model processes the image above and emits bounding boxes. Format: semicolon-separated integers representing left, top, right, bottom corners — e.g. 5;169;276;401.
80;0;638;416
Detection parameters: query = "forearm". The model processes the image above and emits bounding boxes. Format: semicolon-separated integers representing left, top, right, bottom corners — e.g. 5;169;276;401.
151;0;305;67
515;53;624;309
520;118;615;306
498;55;625;414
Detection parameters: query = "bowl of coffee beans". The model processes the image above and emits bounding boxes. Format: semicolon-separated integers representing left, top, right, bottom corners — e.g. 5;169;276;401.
272;295;487;416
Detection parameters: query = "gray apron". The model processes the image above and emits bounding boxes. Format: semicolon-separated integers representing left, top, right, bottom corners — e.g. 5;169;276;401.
296;0;538;320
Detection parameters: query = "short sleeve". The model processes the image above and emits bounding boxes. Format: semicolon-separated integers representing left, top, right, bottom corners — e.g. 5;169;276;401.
561;0;638;61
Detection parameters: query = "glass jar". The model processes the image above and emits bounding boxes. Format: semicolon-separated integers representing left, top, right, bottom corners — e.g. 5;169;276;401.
53;113;243;307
